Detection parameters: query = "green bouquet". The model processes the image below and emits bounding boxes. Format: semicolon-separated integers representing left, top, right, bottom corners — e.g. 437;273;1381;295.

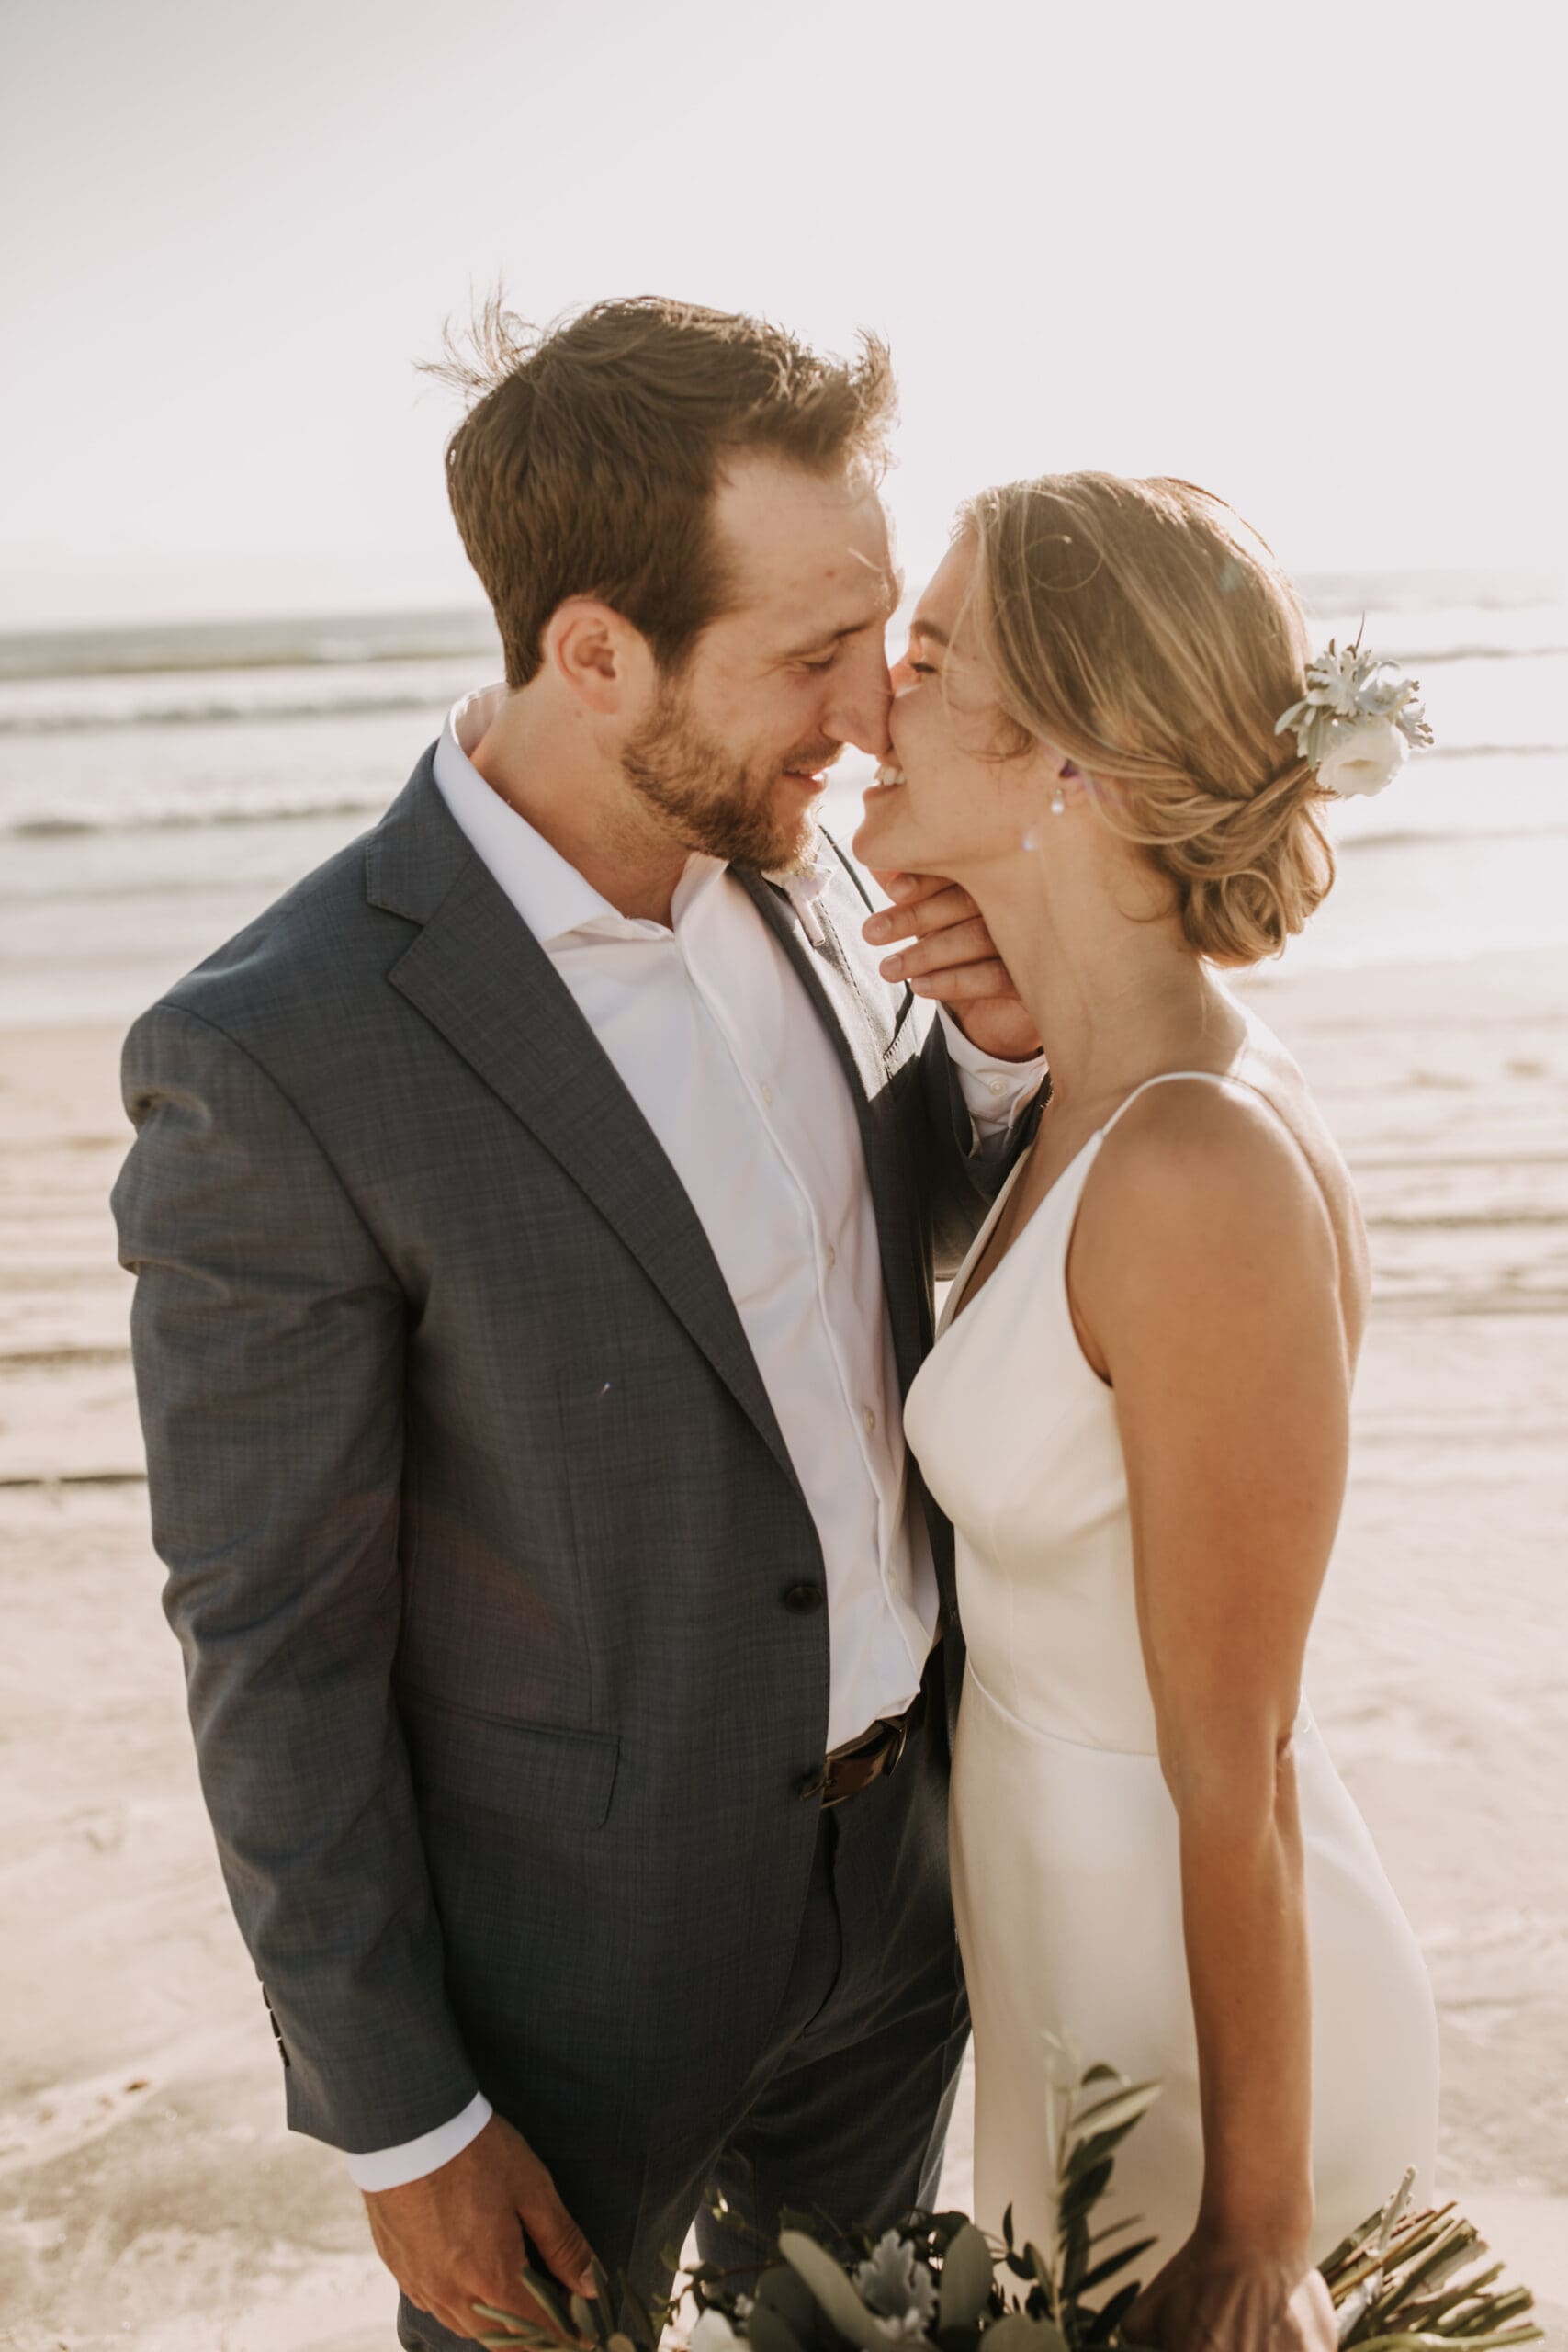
471;2058;1540;2352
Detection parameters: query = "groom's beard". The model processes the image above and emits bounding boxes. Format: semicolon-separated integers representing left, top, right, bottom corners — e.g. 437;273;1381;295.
621;674;835;874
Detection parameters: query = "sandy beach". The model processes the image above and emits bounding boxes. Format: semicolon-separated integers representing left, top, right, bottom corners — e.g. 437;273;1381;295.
2;949;1565;2351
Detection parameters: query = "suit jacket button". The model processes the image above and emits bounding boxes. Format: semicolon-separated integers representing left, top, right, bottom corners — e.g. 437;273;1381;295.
784;1582;825;1614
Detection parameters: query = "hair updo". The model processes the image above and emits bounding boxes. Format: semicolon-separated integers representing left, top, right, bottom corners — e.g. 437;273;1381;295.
960;473;1333;966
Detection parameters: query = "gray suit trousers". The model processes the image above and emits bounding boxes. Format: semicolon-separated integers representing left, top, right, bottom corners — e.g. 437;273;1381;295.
398;1671;967;2349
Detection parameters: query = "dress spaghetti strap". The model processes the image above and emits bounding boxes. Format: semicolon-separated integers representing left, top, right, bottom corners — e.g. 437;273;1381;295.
1099;1068;1283;1140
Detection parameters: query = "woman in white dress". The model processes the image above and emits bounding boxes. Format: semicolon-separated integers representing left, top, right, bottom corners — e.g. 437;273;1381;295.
853;476;1439;2352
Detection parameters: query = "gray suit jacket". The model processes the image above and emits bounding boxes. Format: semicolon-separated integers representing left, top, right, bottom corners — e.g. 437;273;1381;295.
113;750;1027;2161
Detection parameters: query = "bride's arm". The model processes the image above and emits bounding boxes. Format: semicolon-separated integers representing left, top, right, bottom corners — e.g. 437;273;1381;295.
1070;1081;1348;2350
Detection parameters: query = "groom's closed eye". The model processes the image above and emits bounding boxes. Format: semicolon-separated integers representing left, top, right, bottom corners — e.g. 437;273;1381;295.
781;622;873;668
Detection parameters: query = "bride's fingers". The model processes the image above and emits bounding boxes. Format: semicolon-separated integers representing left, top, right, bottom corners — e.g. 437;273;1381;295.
908;957;1013;1001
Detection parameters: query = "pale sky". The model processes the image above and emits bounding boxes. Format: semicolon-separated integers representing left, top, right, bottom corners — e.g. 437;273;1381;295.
2;0;1564;627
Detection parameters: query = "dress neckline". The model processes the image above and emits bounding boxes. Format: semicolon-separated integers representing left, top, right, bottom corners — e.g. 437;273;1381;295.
942;1128;1098;1335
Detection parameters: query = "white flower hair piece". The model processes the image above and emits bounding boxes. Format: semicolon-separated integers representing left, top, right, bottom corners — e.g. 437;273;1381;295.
1276;636;1434;801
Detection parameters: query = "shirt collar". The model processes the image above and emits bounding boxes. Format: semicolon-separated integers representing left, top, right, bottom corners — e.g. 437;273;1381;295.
764;853;831;950
434;684;619;946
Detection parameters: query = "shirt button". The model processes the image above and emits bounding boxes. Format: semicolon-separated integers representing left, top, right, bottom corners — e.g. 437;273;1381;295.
783;1582;825;1614
863;1408;877;1435
985;1076;1007;1097
760;1081;773;1105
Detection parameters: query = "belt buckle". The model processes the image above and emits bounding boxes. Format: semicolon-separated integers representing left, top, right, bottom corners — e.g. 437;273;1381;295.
820;1711;908;1809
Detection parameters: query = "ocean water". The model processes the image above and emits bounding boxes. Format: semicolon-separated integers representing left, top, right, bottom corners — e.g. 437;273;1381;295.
1;580;1564;1026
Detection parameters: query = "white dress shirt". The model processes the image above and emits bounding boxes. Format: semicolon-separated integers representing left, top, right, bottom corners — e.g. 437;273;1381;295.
347;686;1043;2189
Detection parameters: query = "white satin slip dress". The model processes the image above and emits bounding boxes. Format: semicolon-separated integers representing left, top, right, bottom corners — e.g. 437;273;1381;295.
904;1071;1439;2266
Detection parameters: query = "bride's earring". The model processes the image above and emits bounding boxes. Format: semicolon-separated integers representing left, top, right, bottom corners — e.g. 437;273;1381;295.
1050;788;1066;817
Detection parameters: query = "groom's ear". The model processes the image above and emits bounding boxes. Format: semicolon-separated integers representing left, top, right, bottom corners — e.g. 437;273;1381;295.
541;597;655;717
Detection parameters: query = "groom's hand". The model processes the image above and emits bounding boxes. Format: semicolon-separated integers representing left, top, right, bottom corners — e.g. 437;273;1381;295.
863;871;1041;1063
362;2110;596;2343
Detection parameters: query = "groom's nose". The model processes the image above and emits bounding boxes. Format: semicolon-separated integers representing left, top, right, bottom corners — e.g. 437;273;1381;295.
827;638;894;763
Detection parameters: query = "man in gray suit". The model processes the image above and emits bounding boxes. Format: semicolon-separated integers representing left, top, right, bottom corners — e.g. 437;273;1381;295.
113;298;1043;2348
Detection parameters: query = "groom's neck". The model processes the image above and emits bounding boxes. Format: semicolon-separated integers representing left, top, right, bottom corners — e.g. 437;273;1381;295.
469;694;689;926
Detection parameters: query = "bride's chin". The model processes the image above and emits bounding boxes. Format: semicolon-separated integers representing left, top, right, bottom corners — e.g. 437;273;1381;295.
853;793;911;865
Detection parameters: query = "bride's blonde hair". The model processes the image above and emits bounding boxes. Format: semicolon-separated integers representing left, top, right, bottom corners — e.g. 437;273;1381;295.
960;473;1333;966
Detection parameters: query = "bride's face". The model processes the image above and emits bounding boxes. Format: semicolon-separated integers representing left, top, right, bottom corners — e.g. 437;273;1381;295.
853;535;1056;877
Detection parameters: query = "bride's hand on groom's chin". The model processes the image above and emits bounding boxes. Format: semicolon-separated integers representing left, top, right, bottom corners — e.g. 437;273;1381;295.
1122;2229;1336;2352
361;2110;596;2341
863;872;1042;1063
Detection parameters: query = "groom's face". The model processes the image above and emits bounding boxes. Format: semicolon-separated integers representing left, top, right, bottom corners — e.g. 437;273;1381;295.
620;455;898;871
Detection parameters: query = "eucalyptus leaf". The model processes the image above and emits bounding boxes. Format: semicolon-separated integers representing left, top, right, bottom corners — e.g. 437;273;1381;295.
1086;2213;1148;2247
1076;2238;1155;2295
938;2223;995;2331
755;2263;821;2335
1059;2159;1112;2220
512;2271;570;2337
978;2314;1067;2352
1067;2115;1156;2170
1068;2082;1162;2139
779;2229;887;2351
746;2302;807;2352
1084;2281;1142;2343
472;2308;557;2349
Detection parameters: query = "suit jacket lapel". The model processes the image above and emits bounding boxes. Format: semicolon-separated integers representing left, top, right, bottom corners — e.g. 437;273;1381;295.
367;765;802;1498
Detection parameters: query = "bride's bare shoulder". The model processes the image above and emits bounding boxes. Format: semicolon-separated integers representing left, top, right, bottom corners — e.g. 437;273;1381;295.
1095;1066;1324;1212
1073;1055;1361;1329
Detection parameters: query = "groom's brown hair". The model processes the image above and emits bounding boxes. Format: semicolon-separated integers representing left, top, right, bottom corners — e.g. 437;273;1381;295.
434;295;896;689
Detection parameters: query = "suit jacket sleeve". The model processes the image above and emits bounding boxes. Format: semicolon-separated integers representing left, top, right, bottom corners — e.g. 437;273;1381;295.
914;1004;1042;1280
815;832;1041;1280
112;1000;479;2152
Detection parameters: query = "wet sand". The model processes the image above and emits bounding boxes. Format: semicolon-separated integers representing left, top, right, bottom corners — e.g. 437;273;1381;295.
1;951;1564;2347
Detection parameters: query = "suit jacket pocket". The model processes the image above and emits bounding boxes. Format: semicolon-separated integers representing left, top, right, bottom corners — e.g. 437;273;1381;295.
398;1688;621;1828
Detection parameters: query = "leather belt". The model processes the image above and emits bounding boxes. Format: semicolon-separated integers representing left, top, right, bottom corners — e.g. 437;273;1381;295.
813;1690;923;1809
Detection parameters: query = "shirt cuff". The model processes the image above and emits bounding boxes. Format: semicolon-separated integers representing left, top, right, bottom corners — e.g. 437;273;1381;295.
937;1004;1047;1141
346;2090;493;2191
